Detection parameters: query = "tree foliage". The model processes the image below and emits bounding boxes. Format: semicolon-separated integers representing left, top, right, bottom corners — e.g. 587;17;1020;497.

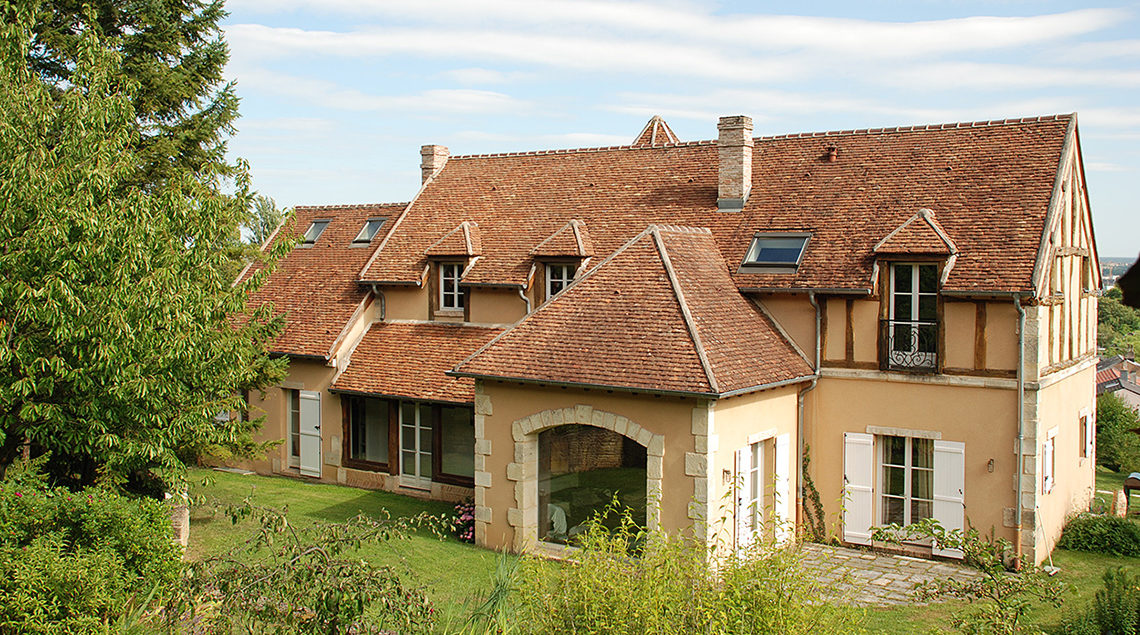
0;14;287;491
1096;393;1140;474
1099;287;1140;356
246;194;283;247
18;0;239;189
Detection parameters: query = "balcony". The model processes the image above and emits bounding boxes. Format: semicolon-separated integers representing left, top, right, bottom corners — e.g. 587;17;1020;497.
881;319;938;372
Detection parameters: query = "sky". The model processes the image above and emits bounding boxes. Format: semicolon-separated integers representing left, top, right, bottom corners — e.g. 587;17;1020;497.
221;0;1140;258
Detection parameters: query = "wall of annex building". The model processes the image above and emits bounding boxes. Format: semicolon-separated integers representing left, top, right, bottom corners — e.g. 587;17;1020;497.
472;381;699;553
467;287;527;325
803;375;1020;552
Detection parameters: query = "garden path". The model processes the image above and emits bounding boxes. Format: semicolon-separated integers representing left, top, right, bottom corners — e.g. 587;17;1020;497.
799;543;983;607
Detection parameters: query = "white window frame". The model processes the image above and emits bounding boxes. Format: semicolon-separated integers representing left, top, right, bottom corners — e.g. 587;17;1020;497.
1080;408;1094;459
888;263;938;368
301;219;330;246
1043;427;1058;494
288;389;301;467
438;262;464;312
400;402;433;490
353;217;386;244
877;435;935;528
735;441;764;549
545;263;575;301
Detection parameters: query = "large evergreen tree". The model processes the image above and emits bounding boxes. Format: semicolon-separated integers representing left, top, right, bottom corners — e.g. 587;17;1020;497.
0;14;287;492
22;0;237;188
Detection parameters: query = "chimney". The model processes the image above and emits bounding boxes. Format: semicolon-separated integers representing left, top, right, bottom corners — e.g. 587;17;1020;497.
717;115;753;211
420;144;449;184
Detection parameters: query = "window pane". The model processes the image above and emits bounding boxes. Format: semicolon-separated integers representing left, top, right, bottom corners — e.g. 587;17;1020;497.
357;398;388;463
911;499;933;522
744;236;808;265
303;220;329;243
894;295;912;321
911;469;933;500
918;295;937;321
884;466;905;496
440;406;474;477
894;265;912;292
401;451;415;475
883;496;904;525
884;436;906;465
918;265;938;292
912;438;933;468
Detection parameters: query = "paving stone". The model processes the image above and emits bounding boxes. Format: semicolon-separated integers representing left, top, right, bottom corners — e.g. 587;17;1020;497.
799;543;982;608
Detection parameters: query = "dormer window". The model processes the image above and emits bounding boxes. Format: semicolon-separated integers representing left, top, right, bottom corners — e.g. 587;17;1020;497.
439;263;464;311
884;263;938;371
353;218;386;244
739;233;810;271
301;219;330;246
545;263;575;301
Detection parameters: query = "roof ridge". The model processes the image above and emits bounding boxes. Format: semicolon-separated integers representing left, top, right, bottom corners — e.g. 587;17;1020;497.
295;202;409;210
449;139;716;160
651;227;719;394
756;113;1074;141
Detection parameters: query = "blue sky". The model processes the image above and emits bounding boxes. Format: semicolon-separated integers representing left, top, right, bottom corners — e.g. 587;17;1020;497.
221;0;1140;258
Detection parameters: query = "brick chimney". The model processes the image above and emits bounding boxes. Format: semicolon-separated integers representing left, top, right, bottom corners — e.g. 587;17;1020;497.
420;144;449;184
717;115;753;211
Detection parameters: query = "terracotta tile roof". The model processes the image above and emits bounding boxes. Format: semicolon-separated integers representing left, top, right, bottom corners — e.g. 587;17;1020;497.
241;202;405;358
873;208;957;255
453;226;813;396
632;115;680;146
1097;367;1120;386
332;322;503;403
361;115;1074;295
530;219;594;257
424;221;482;256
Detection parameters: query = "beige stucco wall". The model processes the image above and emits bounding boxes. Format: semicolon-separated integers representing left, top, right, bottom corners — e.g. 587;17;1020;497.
756;295;816;356
986;302;1019;372
943;301;975;370
823;298;846;362
382;286;429;320
468;288;527;325
473;381;700;552
244;359;340;477
804;375;1019;549
1032;364;1096;559
852;300;879;364
710;386;801;545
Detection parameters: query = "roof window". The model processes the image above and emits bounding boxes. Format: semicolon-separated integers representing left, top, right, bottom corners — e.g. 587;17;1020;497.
353;218;386;244
301;220;330;246
740;233;810;270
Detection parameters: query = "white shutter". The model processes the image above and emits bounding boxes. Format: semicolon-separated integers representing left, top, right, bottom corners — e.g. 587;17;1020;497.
1085;414;1095;460
298;390;322;478
843;433;874;546
774;433;792;545
735;447;753;549
932;440;965;559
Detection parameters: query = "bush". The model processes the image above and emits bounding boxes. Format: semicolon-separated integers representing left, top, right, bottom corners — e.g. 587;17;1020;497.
0;462;182;633
510;510;858;634
1055;567;1140;635
453;500;475;543
1096;393;1140;473
1058;514;1140;557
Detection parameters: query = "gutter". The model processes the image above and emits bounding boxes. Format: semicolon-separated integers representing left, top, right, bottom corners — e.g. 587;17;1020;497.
796;291;823;527
444;370;815;401
1014;295;1027;566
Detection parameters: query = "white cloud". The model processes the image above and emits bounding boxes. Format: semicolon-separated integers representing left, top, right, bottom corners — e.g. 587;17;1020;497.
237;117;336;133
452;130;631;147
1069;39;1140;60
880;62;1140;90
1086;161;1131;172
438;68;532;85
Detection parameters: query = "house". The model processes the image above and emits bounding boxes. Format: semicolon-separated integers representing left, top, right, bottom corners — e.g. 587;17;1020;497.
236;113;1099;565
1098;356;1140;410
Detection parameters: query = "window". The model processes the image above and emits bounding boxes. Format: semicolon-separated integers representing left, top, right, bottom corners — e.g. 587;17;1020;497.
353;218;386;244
439;263;464;311
439;405;475;479
1043;429;1057;493
346;396;389;466
737;441;764;545
301;220;330;246
1080;411;1094;459
545;263;575;301
880;436;933;526
288;389;301;461
885;263;939;370
740;233;810;269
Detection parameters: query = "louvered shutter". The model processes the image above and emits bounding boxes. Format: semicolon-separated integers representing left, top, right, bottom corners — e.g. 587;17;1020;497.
843;433;874;546
932;440;965;559
774;434;792;545
299;390;322;478
735;447;753;549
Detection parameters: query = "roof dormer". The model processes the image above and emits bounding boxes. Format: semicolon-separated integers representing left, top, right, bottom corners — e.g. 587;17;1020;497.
425;221;482;257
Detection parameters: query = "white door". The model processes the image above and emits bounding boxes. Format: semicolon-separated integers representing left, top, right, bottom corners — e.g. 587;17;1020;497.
298;390;322;478
932;440;965;559
843;432;874;545
400;402;433;489
774;433;792;545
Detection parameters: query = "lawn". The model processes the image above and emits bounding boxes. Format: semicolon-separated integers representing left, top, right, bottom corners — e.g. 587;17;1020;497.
188;467;1140;634
186;467;511;619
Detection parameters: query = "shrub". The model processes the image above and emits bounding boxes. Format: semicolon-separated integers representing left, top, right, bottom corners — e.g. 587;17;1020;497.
511;510;858;634
453;500;475;543
0;461;182;633
1054;567;1140;635
1058;514;1140;557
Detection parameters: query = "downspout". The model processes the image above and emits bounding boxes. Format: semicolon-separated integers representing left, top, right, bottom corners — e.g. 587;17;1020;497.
370;284;386;321
797;291;822;527
1014;296;1026;566
517;286;532;314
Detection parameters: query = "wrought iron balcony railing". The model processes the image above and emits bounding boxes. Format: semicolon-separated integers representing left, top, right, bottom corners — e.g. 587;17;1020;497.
881;319;938;372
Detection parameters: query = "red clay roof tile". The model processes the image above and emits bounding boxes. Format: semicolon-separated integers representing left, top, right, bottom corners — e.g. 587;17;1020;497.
530;219;595;257
873;208;957;255
424;221;482;256
632;115;680;146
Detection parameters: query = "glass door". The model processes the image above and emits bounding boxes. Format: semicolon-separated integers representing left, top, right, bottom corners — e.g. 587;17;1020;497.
400;402;433;489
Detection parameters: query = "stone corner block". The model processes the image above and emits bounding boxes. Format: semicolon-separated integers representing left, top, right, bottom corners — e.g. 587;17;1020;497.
475;394;494;416
507;508;523;527
475;439;492;456
475;505;492;523
684;452;708;477
647;434;665;457
475;470;493;488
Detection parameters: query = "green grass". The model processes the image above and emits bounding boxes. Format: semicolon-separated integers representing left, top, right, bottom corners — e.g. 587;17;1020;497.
187;467;510;614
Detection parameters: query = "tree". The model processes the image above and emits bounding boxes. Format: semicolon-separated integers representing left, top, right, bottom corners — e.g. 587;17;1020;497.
1096;393;1140;473
246;195;284;246
0;15;288;493
19;0;239;189
1098;287;1140;356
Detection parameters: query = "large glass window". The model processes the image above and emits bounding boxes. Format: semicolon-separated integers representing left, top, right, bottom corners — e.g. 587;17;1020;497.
400;402;433;486
887;263;938;370
347;397;389;465
538;425;646;545
439;263;464;311
440;406;475;478
880;436;933;526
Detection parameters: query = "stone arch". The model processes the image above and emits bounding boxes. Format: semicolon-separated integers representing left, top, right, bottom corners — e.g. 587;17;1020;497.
505;404;664;553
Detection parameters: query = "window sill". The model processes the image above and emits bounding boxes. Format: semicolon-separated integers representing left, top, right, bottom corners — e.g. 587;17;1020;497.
343;458;389;473
435;309;464;317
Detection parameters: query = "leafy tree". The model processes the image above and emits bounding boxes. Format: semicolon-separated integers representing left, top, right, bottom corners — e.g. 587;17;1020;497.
0;15;287;492
20;0;238;189
246;195;284;246
1098;287;1140;356
1096;393;1140;473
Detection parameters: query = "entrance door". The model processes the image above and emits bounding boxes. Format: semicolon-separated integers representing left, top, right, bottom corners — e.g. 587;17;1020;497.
400;402;433;489
298;390;322;478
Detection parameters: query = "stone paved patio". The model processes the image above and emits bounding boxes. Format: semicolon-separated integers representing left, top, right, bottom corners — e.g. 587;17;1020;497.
799;543;983;607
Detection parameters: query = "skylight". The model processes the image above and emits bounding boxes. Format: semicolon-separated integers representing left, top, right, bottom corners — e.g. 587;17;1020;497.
741;233;810;268
301;220;330;246
353;218;386;244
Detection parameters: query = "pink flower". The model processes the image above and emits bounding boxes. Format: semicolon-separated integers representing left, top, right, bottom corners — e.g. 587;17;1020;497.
14;492;20;498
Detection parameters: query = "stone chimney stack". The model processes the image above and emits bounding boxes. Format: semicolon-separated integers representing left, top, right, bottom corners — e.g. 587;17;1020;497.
420;144;449;184
717;115;753;210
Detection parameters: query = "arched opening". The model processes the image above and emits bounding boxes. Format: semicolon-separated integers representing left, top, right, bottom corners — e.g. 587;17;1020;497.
538;424;647;544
